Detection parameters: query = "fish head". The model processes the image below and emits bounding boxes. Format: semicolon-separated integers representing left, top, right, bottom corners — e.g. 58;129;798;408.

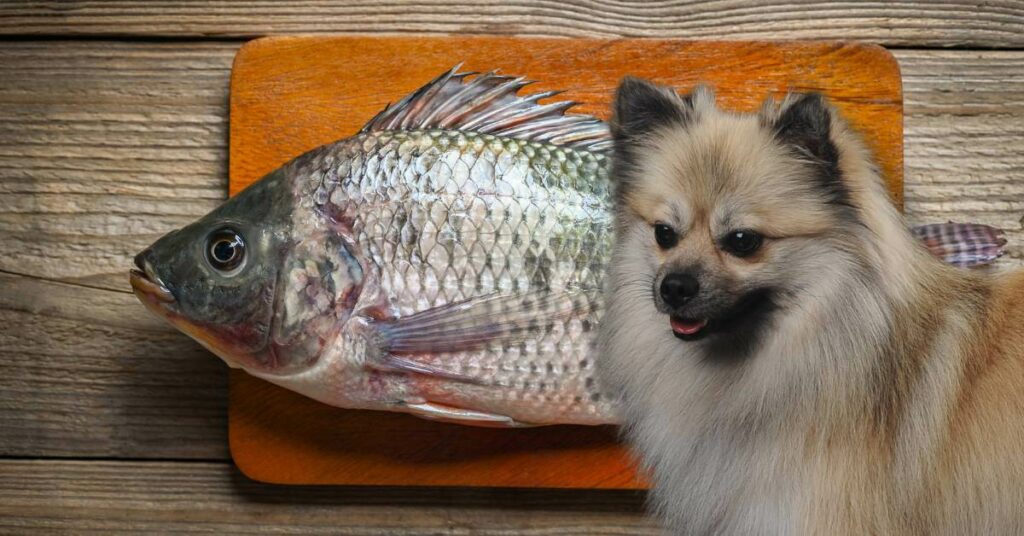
131;167;362;375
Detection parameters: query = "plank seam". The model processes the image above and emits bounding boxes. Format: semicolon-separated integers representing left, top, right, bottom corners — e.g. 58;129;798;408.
0;34;1022;52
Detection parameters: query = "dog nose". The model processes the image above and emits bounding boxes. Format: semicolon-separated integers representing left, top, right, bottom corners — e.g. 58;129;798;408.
660;273;699;307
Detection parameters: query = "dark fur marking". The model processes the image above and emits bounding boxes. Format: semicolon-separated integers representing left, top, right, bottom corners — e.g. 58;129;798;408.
611;77;693;141
609;77;694;204
771;94;853;212
697;288;780;364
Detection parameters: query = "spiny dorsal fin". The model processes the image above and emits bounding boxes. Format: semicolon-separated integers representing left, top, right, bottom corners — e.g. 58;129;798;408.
360;65;612;152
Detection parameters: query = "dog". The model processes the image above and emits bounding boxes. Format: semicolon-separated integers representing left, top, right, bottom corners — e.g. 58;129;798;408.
596;77;1024;534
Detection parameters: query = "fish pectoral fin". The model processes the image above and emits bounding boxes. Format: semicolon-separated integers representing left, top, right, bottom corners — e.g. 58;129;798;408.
359;290;595;385
402;400;535;428
370;289;597;355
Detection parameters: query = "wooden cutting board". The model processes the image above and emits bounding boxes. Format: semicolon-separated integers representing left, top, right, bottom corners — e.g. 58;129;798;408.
228;36;903;487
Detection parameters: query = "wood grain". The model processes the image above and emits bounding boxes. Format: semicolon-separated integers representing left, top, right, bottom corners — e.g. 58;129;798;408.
900;49;1024;241
0;42;235;293
0;2;1021;526
0;273;229;459
0;42;1020;464
1;1;1022;48
0;459;656;534
228;36;903;487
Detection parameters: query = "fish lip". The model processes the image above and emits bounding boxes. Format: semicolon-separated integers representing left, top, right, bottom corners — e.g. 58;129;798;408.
129;268;175;304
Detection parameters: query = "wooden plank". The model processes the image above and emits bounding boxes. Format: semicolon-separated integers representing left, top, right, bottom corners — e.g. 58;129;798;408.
227;36;904;488
0;41;236;293
0;273;229;458
0;42;1020;460
899;50;1024;240
0;459;656;534
0;1;1023;47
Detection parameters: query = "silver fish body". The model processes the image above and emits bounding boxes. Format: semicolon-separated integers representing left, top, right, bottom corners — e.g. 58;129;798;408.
270;129;617;425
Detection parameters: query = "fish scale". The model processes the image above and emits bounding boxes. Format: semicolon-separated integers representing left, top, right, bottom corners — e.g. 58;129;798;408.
288;129;615;424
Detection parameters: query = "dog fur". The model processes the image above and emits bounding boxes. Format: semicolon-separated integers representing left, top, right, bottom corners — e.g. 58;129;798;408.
597;77;1024;535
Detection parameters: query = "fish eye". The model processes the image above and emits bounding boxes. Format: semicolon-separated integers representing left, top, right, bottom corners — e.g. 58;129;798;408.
654;223;678;249
206;228;246;272
722;229;763;257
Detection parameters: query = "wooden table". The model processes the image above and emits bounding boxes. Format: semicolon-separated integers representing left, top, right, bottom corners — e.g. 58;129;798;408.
1;2;1022;533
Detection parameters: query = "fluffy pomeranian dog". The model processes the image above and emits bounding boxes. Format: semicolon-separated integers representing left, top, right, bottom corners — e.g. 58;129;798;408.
597;77;1024;535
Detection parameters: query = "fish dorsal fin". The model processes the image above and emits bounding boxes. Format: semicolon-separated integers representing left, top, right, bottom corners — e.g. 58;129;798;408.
360;65;612;152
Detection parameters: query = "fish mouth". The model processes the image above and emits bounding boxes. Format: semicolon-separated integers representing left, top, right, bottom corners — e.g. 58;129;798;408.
129;255;175;304
130;270;175;303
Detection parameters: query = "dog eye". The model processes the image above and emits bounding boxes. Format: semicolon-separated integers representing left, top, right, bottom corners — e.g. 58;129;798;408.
722;230;763;257
654;223;678;249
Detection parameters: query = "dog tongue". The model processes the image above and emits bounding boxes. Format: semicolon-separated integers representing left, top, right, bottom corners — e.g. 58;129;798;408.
670;317;708;335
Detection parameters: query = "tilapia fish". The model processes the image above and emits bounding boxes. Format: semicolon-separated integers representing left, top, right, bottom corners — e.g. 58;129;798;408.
131;67;1006;427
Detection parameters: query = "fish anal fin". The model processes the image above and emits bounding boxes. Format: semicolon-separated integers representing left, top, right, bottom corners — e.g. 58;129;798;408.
403;401;534;428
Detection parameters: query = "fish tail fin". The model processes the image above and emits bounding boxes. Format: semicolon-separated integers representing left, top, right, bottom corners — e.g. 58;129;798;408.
913;222;1007;267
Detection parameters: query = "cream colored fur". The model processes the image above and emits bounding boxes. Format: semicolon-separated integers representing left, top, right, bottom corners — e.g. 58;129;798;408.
598;83;1024;535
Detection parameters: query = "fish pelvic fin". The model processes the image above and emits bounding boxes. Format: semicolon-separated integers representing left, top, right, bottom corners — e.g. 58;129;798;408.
359;65;612;153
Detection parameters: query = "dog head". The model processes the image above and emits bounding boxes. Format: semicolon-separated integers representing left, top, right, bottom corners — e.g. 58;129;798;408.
607;78;873;362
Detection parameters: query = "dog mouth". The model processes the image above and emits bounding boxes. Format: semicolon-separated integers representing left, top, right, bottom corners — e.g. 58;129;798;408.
665;288;779;345
670;316;709;339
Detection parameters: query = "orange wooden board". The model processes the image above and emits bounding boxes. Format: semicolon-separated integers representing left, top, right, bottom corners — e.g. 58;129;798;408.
228;36;903;487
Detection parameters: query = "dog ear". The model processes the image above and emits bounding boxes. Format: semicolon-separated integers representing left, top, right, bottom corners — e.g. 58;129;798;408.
609;79;707;201
771;93;837;163
611;77;695;142
770;93;847;206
